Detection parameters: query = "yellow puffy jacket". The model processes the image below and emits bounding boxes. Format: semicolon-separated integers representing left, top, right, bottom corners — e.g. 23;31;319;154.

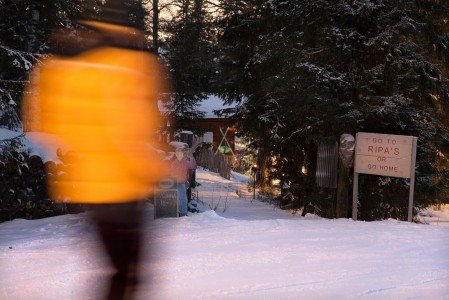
22;46;168;203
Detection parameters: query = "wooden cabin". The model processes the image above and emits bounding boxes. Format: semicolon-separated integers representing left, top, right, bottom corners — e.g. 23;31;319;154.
159;95;239;158
189;96;237;155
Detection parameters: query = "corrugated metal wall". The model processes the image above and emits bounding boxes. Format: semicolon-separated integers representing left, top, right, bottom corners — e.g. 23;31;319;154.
316;142;339;188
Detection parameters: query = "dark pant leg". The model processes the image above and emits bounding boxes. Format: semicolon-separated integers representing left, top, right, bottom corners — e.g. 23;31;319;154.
92;202;143;300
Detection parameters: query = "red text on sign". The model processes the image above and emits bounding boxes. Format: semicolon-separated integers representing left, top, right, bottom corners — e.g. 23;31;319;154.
367;146;399;155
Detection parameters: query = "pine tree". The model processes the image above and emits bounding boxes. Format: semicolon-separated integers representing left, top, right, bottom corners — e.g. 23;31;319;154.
0;0;37;129
214;1;279;190
162;0;218;129
216;0;449;219
0;0;98;130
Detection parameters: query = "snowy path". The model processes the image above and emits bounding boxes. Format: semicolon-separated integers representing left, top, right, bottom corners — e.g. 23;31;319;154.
1;168;448;299
193;169;296;220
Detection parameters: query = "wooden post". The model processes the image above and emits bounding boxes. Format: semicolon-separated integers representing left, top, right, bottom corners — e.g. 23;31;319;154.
407;137;418;222
336;157;350;218
352;172;359;220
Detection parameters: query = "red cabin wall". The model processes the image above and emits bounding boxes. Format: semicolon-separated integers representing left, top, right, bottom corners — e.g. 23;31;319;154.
186;118;236;153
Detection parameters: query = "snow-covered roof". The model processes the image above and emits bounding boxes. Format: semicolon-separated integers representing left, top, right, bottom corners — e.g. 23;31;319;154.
198;95;235;118
158;94;236;119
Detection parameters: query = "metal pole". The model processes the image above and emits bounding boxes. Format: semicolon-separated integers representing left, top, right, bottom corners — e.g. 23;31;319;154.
253;172;256;200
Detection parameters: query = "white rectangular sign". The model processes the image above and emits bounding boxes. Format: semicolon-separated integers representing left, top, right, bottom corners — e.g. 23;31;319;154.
354;132;415;178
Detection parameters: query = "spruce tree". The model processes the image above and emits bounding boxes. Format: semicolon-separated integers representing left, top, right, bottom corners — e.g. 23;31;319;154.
162;0;218;129
216;0;449;220
0;0;98;130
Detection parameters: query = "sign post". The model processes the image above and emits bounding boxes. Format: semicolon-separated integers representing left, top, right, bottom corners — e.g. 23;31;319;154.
353;132;417;222
154;178;179;218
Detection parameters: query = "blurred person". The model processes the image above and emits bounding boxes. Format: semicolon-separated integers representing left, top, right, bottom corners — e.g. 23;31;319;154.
21;1;169;299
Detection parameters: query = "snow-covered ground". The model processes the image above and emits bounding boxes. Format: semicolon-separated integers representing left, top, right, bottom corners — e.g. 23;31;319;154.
0;168;449;300
419;205;449;227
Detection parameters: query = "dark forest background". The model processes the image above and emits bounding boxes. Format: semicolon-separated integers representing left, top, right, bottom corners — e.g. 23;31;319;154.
1;0;448;221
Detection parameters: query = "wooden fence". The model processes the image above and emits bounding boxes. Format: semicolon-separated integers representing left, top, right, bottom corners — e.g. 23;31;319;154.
195;148;231;180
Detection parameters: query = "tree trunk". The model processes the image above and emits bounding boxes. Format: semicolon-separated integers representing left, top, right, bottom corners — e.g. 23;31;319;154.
152;0;159;54
28;0;40;53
